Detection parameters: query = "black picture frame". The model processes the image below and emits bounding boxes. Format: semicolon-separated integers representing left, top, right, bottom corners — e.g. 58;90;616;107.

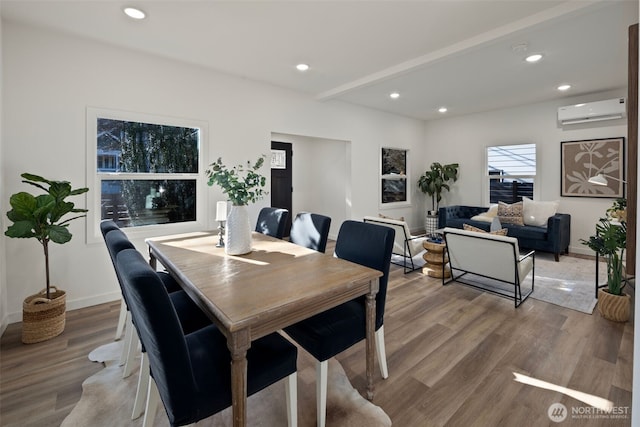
560;137;625;198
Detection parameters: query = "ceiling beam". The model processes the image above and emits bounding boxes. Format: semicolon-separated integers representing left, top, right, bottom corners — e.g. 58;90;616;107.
316;1;600;101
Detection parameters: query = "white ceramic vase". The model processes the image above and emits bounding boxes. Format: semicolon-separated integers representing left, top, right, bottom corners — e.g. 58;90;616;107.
226;204;252;255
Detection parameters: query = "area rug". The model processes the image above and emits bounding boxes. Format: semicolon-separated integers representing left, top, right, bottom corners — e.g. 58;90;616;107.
61;341;391;427
525;252;605;314
450;253;604;314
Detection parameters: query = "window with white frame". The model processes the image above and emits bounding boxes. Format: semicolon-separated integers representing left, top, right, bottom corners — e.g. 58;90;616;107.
487;143;536;204
381;147;409;205
87;108;206;242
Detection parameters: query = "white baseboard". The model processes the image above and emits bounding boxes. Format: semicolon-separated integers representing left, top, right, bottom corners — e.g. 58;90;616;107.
2;291;122;326
569;245;595;257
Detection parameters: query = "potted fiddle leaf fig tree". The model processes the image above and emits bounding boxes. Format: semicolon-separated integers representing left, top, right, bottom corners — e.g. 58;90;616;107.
5;173;89;343
580;216;629;322
417;162;459;233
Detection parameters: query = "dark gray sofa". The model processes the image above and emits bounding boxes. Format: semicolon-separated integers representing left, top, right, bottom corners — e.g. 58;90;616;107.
438;205;571;261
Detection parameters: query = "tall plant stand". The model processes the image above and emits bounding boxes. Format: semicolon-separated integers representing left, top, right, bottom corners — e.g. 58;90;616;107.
425;215;438;236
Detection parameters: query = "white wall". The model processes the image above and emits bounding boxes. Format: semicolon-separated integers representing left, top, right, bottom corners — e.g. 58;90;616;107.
423;89;628;255
271;132;350;240
0;20;425;323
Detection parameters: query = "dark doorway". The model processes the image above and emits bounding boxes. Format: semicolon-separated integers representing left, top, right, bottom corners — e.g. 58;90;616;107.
271;141;293;237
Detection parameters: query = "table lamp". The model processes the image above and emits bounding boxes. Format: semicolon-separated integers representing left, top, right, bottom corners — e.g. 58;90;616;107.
215;201;227;247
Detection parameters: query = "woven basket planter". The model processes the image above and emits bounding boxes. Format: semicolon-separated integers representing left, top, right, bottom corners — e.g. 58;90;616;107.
22;287;66;344
597;289;630;323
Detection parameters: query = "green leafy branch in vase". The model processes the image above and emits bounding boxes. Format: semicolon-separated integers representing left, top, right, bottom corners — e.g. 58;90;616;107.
206;155;268;206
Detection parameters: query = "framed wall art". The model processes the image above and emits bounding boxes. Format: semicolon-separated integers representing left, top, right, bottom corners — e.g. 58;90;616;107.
560;137;625;198
380;147;409;206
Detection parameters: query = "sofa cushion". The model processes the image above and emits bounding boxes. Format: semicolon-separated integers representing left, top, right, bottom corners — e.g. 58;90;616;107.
522;197;558;227
504;224;548;241
498;201;524;226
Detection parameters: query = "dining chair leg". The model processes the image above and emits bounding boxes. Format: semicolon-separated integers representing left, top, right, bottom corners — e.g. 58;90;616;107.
132;352;149;419
375;326;389;379
122;330;139;378
284;372;297;427
143;378;160;427
316;360;328;427
114;299;127;341
119;312;133;366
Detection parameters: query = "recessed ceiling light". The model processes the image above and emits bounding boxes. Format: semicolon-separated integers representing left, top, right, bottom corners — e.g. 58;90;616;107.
390;92;400;99
557;84;571;91
525;54;543;63
296;63;309;72
438;107;448;113
124;7;146;20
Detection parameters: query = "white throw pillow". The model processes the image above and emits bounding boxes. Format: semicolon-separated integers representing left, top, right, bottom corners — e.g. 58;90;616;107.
522;197;559;227
470;214;493;223
470;204;499;222
486;204;499;217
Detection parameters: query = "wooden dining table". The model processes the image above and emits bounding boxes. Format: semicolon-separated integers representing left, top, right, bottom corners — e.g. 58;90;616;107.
146;231;383;427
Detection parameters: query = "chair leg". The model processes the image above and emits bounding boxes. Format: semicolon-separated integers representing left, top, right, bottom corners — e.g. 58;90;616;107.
114;299;127;341
143;378;160;427
119;312;133;366
316;360;328;427
375;326;389;379
284;372;297;427
122;330;139;378
132;352;150;419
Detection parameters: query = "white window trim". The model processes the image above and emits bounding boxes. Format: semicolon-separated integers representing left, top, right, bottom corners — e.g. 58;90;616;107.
86;106;208;244
484;143;538;205
379;146;411;209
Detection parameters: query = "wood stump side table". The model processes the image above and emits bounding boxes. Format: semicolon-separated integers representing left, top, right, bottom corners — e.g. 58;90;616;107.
422;240;450;278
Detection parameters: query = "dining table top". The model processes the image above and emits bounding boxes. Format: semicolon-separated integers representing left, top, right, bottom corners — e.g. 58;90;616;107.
146;231;383;339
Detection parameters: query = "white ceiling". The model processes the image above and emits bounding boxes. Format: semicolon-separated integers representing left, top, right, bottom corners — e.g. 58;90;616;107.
1;0;638;120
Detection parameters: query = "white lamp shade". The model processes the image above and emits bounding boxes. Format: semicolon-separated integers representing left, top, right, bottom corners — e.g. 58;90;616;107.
588;174;608;186
588;173;627;186
216;201;228;221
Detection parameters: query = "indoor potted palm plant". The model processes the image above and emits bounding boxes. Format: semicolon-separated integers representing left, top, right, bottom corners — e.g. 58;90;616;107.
206;155;267;255
5;173;89;343
581;215;629;322
417;162;459;233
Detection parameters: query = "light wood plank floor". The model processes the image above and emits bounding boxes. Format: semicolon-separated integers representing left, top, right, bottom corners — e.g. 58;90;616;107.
0;256;634;426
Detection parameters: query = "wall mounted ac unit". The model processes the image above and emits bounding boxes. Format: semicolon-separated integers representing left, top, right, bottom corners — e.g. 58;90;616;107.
557;98;627;125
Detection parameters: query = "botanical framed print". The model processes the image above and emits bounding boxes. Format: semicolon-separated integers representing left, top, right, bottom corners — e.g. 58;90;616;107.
561;137;625;198
380;147;409;205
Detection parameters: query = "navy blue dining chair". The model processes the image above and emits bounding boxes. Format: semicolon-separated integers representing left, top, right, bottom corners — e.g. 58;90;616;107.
289;212;331;253
102;223;210;420
116;248;298;427
101;220;182;341
255;207;289;239
284;220;394;427
101;220;130;341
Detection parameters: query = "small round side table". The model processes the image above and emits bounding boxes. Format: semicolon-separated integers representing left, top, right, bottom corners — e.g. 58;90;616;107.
422;240;451;278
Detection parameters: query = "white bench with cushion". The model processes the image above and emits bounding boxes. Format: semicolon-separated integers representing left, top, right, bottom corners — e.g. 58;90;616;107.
363;216;427;273
443;227;535;307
